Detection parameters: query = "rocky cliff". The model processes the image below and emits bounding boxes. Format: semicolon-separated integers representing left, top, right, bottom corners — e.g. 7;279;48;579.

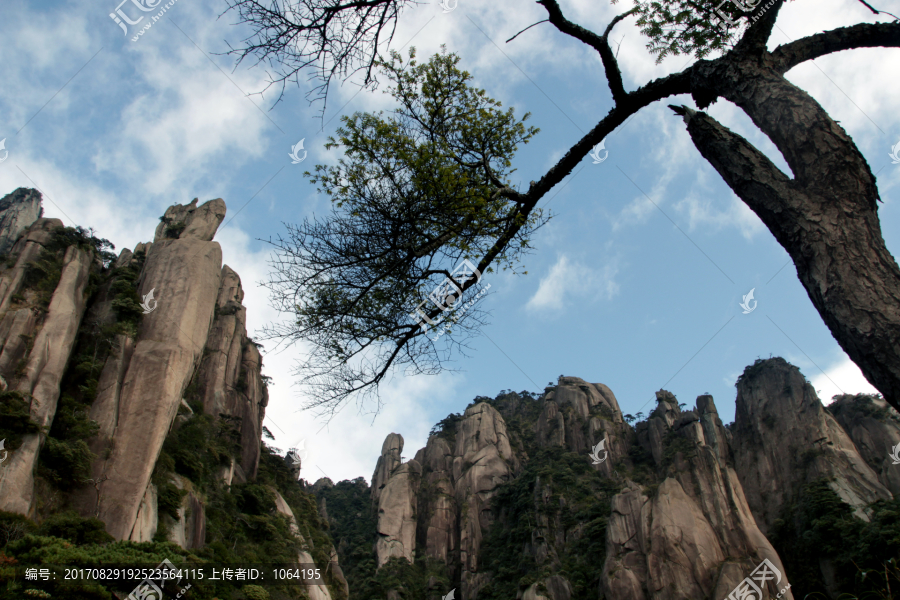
316;362;900;600
0;188;345;600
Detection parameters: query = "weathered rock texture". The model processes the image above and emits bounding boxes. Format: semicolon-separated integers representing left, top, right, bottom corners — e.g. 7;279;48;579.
369;402;520;598
273;489;336;600
606;392;792;600
731;358;891;534
0;189;344;599
0;243;92;514
0;188;42;255
365;374;807;600
828;393;900;496
0;193;266;541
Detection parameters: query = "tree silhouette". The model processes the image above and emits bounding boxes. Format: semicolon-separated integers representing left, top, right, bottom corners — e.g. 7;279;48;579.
227;0;900;414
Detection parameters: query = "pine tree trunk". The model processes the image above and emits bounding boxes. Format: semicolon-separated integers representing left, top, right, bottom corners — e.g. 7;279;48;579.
679;60;900;411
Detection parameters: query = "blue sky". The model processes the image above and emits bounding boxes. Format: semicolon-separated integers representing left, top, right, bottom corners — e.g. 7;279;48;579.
1;0;898;483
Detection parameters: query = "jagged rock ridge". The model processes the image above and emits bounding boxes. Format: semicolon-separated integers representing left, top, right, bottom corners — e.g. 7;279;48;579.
0;188;345;600
325;362;898;600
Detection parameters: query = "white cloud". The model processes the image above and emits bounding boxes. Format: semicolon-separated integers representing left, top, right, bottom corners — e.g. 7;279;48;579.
674;190;766;240
525;254;619;312
811;354;880;404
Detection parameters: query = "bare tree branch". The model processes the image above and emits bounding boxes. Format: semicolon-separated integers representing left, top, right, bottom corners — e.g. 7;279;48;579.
537;0;637;105
222;0;417;116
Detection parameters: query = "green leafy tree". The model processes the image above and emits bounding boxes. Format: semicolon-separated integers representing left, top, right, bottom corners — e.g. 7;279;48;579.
228;0;900;415
261;48;545;411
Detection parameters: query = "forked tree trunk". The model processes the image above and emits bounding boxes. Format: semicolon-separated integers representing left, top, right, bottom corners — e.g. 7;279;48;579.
676;59;900;411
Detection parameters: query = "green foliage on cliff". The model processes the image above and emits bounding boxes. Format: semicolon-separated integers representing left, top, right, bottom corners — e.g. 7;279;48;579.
0;510;194;600
0;391;42;452
769;478;900;598
477;445;620;600
311;478;377;600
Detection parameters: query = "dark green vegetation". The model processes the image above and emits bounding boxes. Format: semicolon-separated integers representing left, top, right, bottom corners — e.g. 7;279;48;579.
769;479;900;599
0;391;42;453
478;446;621;600
311;479;378;600
472;391;620;600
1;442;343;600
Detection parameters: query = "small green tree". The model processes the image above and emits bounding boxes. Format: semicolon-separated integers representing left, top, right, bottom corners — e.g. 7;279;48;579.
262;48;545;412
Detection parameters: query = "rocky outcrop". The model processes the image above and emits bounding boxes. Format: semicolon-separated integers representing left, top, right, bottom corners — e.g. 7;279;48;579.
604;392;792;600
731;358;891;534
272;489;334;600
451;402;517;598
365;373;812;600
193;264;268;479
92;202;225;540
537;376;632;477
0;189;342;598
829;393;900;496
0;243;92;515
0;194;267;542
0;217;65;313
375;459;421;566
154;197;226;243
0;188;42;255
371;432;404;506
129;484;158;542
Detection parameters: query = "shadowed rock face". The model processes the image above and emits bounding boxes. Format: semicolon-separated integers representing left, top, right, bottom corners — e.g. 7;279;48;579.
371;432;404;506
604;392;792;600
538;376;633;477
0;244;92;515
0;188;42;256
371;402;517;599
375;459;421;566
731;358;890;535
829;393;900;496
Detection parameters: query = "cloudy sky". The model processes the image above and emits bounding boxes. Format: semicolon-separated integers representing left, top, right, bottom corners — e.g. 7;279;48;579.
1;0;897;484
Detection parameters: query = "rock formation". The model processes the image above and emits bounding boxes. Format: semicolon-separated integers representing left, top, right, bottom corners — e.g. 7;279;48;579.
606;391;791;600
0;187;42;255
731;358;890;534
829;393;900;496
357;361;896;600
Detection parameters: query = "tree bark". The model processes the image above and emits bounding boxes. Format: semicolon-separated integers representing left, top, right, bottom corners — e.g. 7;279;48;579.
677;60;900;411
